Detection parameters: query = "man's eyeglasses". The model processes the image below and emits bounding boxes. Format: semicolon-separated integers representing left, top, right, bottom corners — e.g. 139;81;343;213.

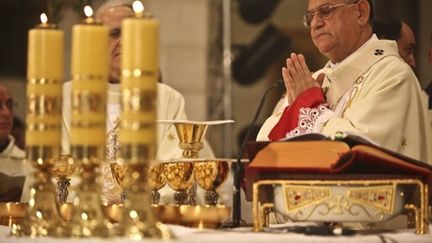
0;99;15;112
303;1;359;28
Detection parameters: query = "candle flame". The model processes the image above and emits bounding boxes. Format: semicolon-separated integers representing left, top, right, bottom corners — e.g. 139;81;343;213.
132;1;144;14
84;5;94;18
40;13;48;24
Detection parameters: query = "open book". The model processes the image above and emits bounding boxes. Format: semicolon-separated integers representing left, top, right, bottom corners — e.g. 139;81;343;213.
244;133;432;200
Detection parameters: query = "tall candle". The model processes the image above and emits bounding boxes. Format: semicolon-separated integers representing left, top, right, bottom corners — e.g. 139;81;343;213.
120;1;159;149
70;6;109;150
26;13;64;149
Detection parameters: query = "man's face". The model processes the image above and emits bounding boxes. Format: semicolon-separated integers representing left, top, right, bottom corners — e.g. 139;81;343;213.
0;85;13;142
307;0;364;63
97;6;134;83
397;22;416;70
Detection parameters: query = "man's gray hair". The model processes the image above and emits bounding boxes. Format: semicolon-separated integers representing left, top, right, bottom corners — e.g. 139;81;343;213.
95;0;134;18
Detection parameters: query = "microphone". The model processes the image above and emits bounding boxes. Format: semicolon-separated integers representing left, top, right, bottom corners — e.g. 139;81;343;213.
227;79;284;227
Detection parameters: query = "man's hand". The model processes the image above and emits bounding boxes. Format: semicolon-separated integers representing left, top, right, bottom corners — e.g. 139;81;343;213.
282;53;325;104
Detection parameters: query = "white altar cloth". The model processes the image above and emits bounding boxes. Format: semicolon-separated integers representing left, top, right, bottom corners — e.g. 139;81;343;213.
0;224;431;243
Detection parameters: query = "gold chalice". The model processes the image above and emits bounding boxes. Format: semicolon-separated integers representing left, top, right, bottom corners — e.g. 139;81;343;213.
174;123;209;159
157;120;234;159
157;120;234;205
148;164;166;205
163;162;194;205
193;160;230;206
53;154;76;204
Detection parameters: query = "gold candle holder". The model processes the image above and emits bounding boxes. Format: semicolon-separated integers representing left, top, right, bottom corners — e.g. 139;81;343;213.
67;5;114;238
15;12;68;237
118;1;171;239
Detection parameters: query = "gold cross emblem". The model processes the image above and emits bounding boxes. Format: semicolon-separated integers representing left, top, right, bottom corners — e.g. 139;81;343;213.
400;136;407;151
167;132;176;141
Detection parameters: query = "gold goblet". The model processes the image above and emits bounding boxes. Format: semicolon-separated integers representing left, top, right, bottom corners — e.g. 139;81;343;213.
53;155;76;204
148;164;166;205
163;162;194;205
193;160;230;206
174;123;209;159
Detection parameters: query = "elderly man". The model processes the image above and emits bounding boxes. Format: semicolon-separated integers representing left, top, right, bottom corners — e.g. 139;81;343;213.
0;84;26;202
257;0;432;164
59;0;214;205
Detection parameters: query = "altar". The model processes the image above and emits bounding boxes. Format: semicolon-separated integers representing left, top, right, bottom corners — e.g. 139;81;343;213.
1;224;431;243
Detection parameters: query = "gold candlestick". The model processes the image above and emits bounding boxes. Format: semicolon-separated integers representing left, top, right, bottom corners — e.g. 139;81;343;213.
68;5;114;238
14;13;68;237
119;1;171;239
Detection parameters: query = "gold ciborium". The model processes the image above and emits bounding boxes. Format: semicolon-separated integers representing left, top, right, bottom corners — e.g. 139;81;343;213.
149;164;166;205
53;155;76;204
110;163;166;205
193;160;230;206
163;162;194;205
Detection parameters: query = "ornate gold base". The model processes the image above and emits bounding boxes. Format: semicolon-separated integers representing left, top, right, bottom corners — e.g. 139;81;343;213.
252;179;429;234
121;191;172;240
69;183;116;237
11;183;70;237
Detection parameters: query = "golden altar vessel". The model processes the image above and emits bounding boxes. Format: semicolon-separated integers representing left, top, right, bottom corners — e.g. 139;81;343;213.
193;159;230;206
111;118;233;228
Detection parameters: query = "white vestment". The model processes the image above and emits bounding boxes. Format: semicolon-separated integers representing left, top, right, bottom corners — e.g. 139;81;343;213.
258;36;432;164
0;135;28;202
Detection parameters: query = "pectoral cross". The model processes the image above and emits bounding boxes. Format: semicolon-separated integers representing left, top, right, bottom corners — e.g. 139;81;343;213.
400;136;407;151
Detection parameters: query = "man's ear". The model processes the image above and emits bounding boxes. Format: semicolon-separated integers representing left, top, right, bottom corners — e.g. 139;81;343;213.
357;0;370;26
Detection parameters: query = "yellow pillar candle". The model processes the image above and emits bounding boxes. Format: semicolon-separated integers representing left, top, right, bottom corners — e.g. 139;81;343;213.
70;6;109;151
26;13;64;150
120;1;159;150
